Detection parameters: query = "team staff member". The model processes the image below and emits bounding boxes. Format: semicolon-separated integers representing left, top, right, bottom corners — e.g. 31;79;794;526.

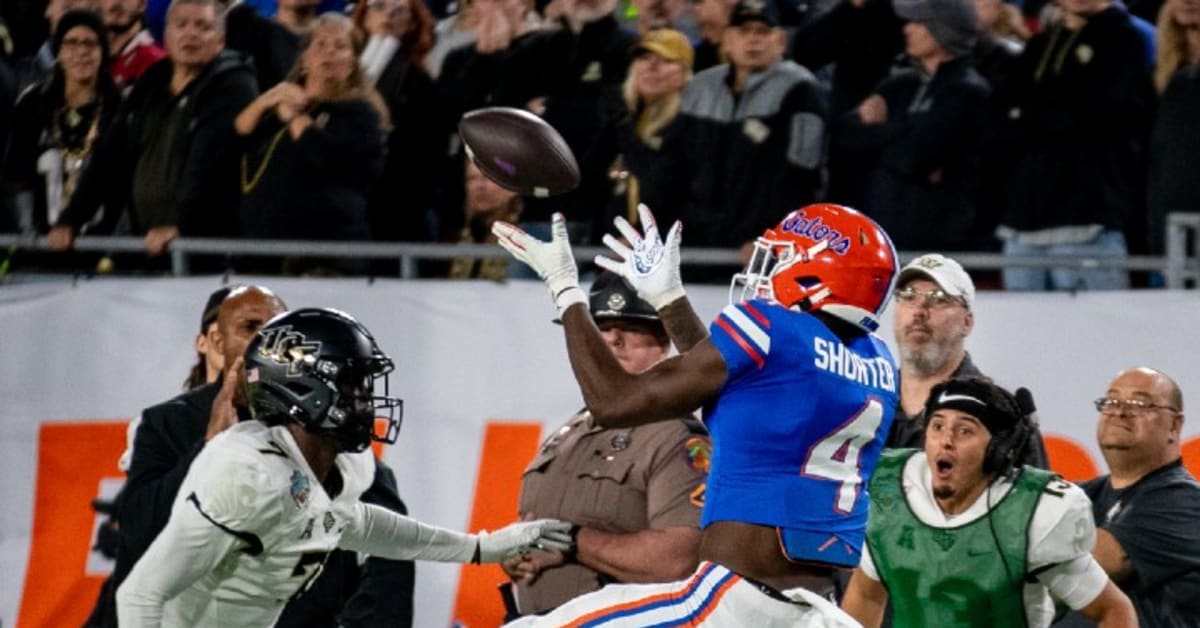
1082;366;1200;627
841;377;1136;627
501;272;710;617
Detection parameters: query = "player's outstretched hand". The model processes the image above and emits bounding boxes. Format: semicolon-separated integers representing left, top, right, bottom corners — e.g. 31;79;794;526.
476;518;574;563
492;213;586;315
596;203;685;310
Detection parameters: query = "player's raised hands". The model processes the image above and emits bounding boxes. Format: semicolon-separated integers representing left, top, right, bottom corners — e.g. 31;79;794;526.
476;518;575;563
596;204;685;310
492;213;586;316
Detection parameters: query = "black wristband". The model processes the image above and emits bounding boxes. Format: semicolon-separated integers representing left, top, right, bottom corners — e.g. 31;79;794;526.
564;525;582;562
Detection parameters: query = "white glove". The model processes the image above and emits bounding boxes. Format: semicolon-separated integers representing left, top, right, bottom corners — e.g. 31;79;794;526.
596;203;685;310
492;213;586;316
475;518;575;563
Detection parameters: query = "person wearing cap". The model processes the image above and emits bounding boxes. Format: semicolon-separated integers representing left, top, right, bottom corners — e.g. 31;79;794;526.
5;9;121;248
675;0;828;257
997;0;1151;292
888;254;1049;467
842;376;1137;627
500;271;710;618
595;28;692;229
835;0;991;252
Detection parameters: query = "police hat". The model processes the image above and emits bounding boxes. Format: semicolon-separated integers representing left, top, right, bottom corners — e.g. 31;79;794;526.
589;271;660;322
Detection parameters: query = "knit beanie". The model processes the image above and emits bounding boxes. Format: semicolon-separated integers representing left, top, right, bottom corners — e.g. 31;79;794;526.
894;0;979;57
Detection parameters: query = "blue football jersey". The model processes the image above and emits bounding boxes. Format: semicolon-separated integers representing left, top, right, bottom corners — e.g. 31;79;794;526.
704;299;898;567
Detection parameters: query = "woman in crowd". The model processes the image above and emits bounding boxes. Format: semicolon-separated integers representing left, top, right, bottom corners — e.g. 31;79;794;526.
235;12;388;274
589;28;691;233
352;0;441;244
1146;0;1200;255
447;160;522;279
5;10;120;239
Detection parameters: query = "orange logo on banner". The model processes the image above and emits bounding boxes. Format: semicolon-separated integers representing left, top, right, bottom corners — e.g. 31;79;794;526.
451;422;543;626
19;421;127;628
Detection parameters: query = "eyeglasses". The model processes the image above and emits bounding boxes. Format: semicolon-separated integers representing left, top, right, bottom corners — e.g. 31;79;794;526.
893;287;964;310
1093;398;1181;416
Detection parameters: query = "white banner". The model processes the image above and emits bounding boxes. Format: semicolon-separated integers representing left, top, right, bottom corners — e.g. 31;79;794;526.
2;277;1198;627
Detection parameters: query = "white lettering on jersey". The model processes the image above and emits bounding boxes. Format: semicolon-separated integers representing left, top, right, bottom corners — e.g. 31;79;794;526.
813;337;896;392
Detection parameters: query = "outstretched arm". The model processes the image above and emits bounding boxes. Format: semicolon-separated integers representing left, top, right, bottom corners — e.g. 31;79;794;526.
339;503;572;563
841;567;888;628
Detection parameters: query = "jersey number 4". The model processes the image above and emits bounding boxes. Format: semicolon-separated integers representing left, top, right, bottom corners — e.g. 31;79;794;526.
801;398;884;514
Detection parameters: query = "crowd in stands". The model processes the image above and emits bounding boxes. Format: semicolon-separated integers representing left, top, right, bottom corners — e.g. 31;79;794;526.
0;0;1197;284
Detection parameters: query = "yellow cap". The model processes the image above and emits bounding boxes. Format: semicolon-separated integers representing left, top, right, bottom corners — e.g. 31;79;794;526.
633;28;694;70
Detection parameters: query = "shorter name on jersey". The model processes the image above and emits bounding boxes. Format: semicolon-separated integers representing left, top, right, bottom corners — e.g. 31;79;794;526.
813;337;896;392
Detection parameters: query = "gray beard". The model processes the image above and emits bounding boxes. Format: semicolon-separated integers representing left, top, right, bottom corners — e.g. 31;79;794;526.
900;341;955;378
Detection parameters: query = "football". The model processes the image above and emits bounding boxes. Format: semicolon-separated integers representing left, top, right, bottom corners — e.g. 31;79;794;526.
458;107;581;198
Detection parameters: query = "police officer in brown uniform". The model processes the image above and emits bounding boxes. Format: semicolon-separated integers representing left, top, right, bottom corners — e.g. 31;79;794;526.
500;271;711;618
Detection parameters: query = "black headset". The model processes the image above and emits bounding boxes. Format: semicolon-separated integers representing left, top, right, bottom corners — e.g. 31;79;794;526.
981;387;1037;477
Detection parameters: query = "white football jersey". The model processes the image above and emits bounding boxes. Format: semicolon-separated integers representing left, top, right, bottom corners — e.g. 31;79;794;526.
120;421;376;627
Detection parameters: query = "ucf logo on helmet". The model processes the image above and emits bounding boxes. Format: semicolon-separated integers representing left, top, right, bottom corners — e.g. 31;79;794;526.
257;326;322;376
780;211;852;255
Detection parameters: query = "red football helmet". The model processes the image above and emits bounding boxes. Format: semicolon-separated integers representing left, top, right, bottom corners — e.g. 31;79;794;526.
730;203;899;332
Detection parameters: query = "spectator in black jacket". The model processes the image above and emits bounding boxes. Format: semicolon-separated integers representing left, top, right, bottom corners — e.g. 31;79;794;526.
588;28;692;231
116;286;416;628
353;0;441;244
6;10;121;237
224;0;316;92
677;0;828;259
791;0;903;209
997;0;1154;291
835;0;990;251
435;0;540;241
1146;0;1200;255
506;0;638;246
235;12;388;274
48;0;258;262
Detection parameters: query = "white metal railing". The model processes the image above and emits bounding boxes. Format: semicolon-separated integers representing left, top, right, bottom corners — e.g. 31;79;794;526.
2;213;1197;284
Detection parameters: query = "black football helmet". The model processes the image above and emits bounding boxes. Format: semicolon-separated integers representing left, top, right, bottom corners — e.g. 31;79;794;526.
244;308;402;453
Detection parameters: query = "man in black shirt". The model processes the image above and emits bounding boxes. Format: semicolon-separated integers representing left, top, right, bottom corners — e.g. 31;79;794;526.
1081;366;1200;628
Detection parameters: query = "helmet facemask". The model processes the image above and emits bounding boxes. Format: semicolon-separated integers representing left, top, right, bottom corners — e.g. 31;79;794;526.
729;234;831;309
315;356;403;453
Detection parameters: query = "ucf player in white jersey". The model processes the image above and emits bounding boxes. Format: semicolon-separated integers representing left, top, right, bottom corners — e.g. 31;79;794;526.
118;308;573;627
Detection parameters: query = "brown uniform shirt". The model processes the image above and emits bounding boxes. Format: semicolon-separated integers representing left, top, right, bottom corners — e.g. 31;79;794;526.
514;410;711;614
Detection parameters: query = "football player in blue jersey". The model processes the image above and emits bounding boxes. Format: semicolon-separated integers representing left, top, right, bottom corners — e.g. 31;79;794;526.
493;203;900;626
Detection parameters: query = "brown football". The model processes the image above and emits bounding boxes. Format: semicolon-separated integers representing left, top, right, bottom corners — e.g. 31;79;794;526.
458;107;581;197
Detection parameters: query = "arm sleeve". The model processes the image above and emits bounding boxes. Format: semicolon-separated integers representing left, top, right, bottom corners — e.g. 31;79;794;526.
1036;553;1110;610
709;300;775;377
338;461;415;628
116;486;244;627
1026;480;1107;609
339;503;477;562
645;426;708;529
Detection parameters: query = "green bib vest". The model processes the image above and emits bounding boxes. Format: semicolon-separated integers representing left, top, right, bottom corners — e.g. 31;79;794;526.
866;449;1055;628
